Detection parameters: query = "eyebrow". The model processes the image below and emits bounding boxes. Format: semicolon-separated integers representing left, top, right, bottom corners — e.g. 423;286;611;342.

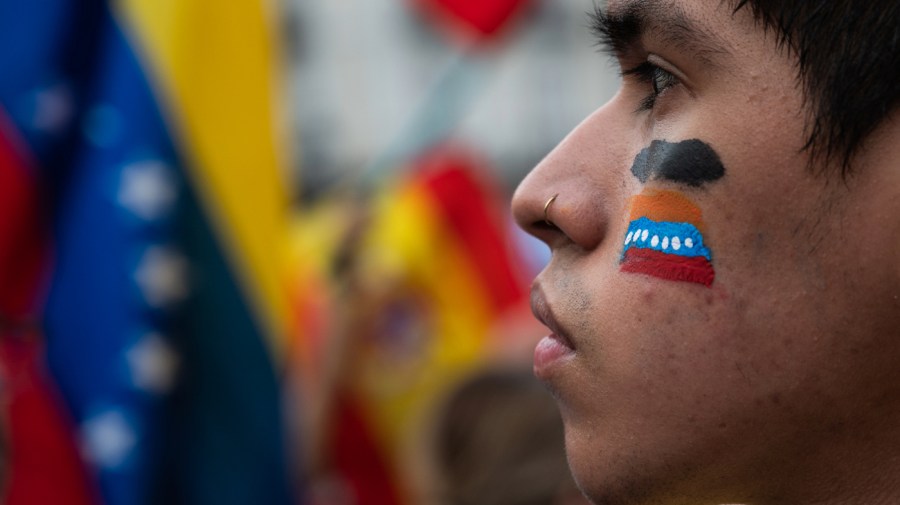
590;0;731;68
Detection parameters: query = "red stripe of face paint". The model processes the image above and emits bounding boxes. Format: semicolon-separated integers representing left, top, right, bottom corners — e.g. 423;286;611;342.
620;248;715;288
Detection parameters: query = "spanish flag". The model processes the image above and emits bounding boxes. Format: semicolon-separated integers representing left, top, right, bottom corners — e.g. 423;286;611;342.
297;149;531;505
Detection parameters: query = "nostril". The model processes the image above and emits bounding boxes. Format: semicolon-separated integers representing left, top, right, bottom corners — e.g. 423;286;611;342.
512;170;608;251
522;191;610;252
524;217;567;250
533;220;561;234
512;184;573;248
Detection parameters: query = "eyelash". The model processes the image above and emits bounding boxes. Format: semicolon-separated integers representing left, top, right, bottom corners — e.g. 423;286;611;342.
622;61;680;111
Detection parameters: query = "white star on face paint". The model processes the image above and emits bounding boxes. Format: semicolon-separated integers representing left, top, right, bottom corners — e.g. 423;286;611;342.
134;247;190;308
117;161;178;221
126;333;179;394
81;409;137;470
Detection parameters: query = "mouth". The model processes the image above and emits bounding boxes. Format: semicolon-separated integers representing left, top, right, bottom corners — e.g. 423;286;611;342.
530;286;576;377
619;190;715;287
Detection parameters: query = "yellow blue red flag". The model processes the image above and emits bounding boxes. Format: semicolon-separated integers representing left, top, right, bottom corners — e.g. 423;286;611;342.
0;1;296;504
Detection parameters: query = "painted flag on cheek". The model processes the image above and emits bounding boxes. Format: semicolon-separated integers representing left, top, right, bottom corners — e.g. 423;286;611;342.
620;190;716;287
0;1;296;504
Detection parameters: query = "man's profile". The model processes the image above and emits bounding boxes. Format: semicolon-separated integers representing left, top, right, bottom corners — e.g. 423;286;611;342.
511;1;900;504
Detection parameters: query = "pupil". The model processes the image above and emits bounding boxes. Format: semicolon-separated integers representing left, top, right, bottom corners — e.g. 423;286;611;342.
652;68;665;94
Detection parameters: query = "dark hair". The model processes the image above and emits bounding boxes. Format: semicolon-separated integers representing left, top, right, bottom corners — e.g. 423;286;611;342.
731;0;900;175
433;367;578;505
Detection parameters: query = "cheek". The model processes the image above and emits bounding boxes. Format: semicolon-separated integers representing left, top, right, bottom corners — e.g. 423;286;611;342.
706;162;829;297
618;286;732;368
561;281;792;494
584;279;741;395
688;87;808;172
593;273;805;416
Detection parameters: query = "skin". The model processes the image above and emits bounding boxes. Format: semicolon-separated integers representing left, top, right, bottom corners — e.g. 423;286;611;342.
511;1;900;504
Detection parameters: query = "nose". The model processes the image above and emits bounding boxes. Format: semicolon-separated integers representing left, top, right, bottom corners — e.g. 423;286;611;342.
511;107;627;253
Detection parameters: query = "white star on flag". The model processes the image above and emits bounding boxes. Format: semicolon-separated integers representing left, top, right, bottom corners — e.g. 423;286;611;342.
31;83;74;134
81;409;138;470
117;160;178;221
134;246;190;308
126;332;179;394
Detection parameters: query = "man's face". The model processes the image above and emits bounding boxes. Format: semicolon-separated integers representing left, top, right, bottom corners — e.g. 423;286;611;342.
512;0;900;504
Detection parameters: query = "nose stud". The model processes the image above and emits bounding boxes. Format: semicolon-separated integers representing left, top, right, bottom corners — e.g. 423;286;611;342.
543;194;559;226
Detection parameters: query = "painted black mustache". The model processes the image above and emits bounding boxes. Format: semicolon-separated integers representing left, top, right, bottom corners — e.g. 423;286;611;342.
631;139;725;187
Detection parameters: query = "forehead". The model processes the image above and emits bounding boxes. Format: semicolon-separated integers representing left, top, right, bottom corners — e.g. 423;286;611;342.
606;0;717;17
604;0;752;40
602;0;782;74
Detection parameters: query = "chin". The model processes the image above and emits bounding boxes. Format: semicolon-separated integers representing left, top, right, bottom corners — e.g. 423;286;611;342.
562;424;708;505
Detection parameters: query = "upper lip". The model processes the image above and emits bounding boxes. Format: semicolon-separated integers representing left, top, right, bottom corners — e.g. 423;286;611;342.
530;284;576;350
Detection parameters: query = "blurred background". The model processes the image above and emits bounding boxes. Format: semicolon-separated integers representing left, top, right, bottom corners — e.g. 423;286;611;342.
0;0;618;504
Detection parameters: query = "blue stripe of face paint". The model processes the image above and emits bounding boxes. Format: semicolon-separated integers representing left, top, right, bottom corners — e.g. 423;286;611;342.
624;217;712;260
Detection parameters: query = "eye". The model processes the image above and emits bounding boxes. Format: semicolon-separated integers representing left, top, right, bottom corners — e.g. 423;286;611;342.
649;66;678;96
622;61;680;111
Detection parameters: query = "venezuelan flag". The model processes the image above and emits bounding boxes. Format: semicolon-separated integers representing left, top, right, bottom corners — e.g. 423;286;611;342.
0;1;296;504
0;109;99;505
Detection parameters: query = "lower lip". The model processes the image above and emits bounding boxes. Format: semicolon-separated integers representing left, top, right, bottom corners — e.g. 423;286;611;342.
534;334;575;377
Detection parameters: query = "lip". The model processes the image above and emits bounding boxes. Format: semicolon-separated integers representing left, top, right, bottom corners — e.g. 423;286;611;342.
530;285;576;378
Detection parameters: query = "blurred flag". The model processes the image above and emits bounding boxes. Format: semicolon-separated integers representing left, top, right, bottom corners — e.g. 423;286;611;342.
0;1;296;504
0;110;98;505
410;0;534;45
296;149;531;505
